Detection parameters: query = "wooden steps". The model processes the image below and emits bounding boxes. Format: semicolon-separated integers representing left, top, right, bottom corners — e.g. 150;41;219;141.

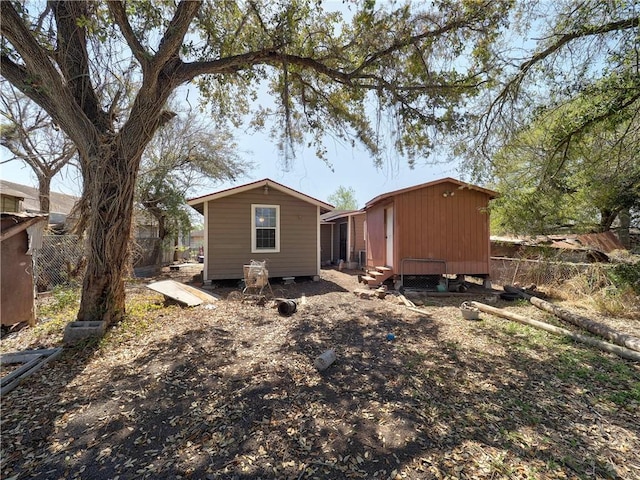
360;266;394;288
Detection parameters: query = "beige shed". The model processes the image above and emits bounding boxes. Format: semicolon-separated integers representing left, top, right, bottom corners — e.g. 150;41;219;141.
188;179;333;282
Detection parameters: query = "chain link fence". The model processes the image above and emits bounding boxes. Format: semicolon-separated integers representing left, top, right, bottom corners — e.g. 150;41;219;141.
34;235;182;290
34;235;86;292
490;256;612;289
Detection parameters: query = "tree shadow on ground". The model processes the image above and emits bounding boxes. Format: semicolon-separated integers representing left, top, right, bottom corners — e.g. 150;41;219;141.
1;283;638;479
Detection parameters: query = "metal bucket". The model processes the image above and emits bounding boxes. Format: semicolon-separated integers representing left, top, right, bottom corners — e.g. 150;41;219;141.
277;299;297;316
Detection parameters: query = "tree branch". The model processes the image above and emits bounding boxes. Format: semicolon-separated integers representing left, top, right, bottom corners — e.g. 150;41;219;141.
0;3;65;100
350;13;482;77
52;1;108;131
549;90;640;167
0;2;96;155
155;0;201;64
178;50;352;84
519;17;640;77
106;1;150;68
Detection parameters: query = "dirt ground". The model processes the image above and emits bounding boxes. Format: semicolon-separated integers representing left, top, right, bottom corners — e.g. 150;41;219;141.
1;267;639;480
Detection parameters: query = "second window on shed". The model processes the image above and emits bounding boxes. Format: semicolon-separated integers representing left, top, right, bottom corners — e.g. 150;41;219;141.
252;204;280;253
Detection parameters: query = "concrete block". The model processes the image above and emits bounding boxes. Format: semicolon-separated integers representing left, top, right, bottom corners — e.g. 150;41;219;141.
63;321;107;345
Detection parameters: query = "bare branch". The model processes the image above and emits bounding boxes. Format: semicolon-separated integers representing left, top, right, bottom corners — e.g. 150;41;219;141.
0;2;96;154
519;17;639;77
52;1;107;130
155;1;201;63
106;1;150;68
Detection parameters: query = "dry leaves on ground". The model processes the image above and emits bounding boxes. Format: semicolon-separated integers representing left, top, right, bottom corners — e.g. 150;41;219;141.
1;268;639;480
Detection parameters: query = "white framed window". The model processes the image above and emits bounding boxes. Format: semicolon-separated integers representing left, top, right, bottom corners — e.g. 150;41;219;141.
251;204;280;253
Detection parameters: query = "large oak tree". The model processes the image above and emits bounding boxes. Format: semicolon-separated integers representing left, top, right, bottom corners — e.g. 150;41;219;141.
1;0;510;324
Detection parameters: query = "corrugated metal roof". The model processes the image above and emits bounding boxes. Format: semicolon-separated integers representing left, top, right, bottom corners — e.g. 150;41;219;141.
576;231;625;253
491;231;625;254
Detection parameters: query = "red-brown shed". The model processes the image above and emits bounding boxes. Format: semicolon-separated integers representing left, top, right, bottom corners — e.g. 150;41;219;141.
363;178;498;287
1;213;48;326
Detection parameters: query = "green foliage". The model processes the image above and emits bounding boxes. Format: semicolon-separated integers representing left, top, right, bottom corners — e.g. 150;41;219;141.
327;185;358;210
34;285;81;337
489;98;640;235
39;285;81;317
608;383;640;408
463;1;640;217
607;263;640;294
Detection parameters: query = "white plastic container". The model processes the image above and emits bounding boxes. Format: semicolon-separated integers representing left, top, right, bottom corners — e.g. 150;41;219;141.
314;349;336;371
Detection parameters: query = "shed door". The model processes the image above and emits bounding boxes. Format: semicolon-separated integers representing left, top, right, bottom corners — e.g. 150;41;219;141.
385;206;394;268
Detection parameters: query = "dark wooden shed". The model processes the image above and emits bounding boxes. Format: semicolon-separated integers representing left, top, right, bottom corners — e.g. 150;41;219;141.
1;213;48;326
362;178;498;288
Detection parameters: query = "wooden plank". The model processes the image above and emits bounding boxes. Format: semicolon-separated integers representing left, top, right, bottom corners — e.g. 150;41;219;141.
406;306;431;317
398;294;416;308
0;215;46;242
147;280;220;307
0;348;63;395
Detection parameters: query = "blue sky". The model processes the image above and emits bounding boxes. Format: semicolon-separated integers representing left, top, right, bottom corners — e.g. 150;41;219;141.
190;125;462;209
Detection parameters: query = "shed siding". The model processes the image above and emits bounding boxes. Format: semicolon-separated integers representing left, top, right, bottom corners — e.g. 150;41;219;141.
206;187;318;279
1;229;35;326
395;182;490;275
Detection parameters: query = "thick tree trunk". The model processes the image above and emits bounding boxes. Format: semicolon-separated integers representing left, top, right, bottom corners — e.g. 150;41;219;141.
617;208;631;249
528;296;640;352
599;208;617;232
76;148;139;325
37;175;51;214
151;214;167;266
173;235;179;262
504;285;640;352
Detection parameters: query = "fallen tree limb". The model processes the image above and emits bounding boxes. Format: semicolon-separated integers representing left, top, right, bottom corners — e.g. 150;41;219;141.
469;301;640;362
504;285;640;353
